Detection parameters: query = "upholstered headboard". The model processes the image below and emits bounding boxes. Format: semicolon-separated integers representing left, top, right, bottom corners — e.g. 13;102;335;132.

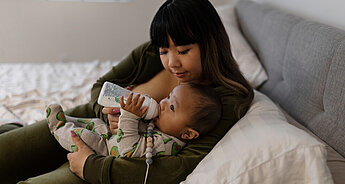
235;0;345;158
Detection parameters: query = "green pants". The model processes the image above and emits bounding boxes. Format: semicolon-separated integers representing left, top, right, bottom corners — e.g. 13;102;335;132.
0;104;94;184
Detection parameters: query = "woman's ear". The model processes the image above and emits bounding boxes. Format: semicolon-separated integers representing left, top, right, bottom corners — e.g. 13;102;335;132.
181;128;199;140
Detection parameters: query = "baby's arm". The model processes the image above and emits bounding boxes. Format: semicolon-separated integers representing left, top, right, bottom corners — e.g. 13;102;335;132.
113;93;148;157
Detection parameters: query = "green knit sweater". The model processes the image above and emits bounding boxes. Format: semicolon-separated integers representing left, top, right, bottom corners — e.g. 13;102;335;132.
82;41;246;184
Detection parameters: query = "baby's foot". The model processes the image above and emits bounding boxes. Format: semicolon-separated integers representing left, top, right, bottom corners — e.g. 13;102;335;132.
46;104;67;132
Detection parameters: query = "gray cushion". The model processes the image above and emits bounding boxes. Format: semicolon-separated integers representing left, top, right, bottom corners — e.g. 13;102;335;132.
236;0;345;158
280;106;345;184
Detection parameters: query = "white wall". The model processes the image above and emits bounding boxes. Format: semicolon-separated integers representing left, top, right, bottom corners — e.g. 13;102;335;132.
251;0;345;31
0;0;162;63
0;0;228;63
1;0;344;63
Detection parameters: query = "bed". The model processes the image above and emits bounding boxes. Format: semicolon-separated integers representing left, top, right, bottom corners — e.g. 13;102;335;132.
0;60;118;126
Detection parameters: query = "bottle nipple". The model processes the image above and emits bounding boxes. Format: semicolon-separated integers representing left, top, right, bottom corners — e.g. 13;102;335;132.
144;98;159;120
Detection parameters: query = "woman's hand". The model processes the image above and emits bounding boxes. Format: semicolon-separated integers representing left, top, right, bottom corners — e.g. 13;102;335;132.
67;131;94;180
102;107;120;134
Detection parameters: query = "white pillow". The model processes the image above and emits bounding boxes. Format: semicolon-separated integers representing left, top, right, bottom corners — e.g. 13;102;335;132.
216;5;268;88
181;90;333;184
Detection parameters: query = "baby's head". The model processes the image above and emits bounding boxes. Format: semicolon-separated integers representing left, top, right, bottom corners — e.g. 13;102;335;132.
155;83;221;141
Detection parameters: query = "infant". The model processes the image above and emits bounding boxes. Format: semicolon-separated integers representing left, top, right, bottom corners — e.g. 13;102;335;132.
47;83;221;158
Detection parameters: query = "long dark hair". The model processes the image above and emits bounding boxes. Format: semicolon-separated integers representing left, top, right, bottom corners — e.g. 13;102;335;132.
150;0;254;119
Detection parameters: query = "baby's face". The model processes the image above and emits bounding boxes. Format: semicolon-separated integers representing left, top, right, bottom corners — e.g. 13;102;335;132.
154;85;196;138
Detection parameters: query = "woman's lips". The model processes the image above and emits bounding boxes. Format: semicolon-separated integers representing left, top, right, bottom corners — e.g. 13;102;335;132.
173;72;186;78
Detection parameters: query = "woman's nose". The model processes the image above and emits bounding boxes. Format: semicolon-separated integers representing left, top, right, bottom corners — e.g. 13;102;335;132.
168;53;181;68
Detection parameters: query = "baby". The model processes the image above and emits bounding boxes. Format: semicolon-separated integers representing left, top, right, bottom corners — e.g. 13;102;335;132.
47;83;221;158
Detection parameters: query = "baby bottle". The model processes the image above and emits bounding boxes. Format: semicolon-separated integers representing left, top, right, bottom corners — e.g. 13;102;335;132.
97;81;159;120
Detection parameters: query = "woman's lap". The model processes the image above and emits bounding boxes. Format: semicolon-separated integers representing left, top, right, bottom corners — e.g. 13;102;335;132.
0;123;23;134
0;103;97;183
17;162;86;184
0;119;72;183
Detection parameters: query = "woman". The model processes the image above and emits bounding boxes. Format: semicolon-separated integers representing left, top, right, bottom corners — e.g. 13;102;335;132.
0;0;253;183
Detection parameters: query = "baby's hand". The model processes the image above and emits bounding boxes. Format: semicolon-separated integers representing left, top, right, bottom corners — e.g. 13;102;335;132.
120;93;148;117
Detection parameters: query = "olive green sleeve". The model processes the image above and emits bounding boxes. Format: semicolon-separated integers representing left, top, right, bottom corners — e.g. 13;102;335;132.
89;41;162;123
84;85;241;184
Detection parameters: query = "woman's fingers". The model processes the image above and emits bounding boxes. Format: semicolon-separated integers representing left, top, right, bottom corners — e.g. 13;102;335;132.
102;107;113;114
70;131;84;149
108;114;119;134
67;131;94;180
108;114;119;122
69;131;95;154
102;107;120;115
109;125;118;134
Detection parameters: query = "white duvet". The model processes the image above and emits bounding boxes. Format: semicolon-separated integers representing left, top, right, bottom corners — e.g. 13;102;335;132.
0;60;118;125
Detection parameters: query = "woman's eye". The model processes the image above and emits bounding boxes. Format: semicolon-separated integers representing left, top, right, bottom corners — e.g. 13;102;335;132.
170;104;174;111
178;49;190;55
159;50;168;55
167;95;170;99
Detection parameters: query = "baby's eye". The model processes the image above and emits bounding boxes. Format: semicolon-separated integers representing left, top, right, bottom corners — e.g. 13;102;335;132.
170;104;175;111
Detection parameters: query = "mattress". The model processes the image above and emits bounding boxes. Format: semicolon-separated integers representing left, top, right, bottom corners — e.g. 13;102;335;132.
0;60;119;125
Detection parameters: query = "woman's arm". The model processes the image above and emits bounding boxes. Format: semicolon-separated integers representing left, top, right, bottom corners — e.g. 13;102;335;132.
83;86;240;184
78;40;242;183
90;41;163;123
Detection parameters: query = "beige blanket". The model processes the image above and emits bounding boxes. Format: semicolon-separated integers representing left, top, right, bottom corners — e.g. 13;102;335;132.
0;60;118;125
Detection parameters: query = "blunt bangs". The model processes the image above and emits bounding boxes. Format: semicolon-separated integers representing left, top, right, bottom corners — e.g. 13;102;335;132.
150;1;197;48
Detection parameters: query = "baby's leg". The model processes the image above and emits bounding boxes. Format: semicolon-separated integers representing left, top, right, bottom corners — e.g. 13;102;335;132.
64;115;111;137
46;104;68;133
54;123;108;155
46;104;109;155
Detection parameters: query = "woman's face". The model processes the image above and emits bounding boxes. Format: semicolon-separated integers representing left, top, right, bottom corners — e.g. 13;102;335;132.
159;36;203;84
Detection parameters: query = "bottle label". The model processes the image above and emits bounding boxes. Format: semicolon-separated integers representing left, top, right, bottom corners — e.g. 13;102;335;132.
98;82;151;107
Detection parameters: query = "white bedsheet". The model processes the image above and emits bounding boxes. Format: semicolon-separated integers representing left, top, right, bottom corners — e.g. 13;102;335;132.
0;60;119;125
